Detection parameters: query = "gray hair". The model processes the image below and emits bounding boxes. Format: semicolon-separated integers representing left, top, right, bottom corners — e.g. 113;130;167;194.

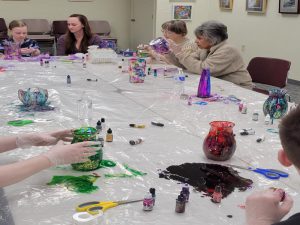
194;20;228;46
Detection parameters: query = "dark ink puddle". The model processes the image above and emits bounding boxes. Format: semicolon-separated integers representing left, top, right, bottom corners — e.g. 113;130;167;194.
159;163;253;199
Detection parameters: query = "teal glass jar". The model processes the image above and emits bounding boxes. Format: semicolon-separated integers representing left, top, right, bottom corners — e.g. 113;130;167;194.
71;127;103;171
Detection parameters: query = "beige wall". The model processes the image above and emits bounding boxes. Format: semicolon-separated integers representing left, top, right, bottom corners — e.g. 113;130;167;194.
0;0;131;49
155;0;300;81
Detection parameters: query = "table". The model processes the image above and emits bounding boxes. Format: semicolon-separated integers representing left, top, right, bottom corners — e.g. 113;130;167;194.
0;59;299;225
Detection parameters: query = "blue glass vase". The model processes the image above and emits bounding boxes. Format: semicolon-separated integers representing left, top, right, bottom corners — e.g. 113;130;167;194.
263;89;288;119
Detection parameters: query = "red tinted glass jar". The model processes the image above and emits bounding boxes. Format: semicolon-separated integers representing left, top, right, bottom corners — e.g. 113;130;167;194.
203;121;236;161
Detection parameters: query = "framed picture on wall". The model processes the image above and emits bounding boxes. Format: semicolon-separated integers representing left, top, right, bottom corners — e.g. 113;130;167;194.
246;0;267;13
279;0;300;14
219;0;233;10
172;4;192;20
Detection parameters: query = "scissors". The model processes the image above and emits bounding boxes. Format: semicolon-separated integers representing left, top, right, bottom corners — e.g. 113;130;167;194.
227;164;289;180
76;199;143;215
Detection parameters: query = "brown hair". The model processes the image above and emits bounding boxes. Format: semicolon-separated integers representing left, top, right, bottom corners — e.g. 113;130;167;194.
8;20;27;30
279;105;300;168
161;21;171;31
65;14;93;55
167;20;187;36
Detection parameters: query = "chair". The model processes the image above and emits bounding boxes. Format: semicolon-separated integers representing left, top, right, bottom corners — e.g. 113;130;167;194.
247;57;291;95
51;20;68;41
0;18;8;41
89;20;111;36
22;19;51;35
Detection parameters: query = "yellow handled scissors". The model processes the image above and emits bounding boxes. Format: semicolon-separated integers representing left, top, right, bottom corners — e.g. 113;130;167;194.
76;199;143;215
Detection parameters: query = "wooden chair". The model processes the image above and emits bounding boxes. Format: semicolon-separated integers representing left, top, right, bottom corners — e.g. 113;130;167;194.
51;20;68;41
247;57;291;95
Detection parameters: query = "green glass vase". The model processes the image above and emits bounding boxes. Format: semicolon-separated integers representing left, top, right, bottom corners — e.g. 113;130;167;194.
71;127;103;171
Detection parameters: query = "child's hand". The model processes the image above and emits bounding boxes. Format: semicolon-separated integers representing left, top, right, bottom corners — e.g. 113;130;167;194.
245;188;293;225
44;141;99;166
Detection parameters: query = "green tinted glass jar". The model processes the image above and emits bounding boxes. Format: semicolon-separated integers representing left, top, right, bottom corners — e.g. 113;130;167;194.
71;127;103;171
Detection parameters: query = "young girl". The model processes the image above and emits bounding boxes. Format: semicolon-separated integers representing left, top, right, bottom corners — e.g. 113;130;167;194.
2;20;40;57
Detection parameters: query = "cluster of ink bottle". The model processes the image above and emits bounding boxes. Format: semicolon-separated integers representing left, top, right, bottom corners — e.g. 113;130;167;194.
175;183;190;213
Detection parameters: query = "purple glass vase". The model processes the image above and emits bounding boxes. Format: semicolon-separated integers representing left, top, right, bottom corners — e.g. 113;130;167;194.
149;37;169;54
197;68;211;98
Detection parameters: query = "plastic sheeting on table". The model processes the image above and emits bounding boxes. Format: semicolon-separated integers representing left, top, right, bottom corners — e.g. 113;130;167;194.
0;59;299;225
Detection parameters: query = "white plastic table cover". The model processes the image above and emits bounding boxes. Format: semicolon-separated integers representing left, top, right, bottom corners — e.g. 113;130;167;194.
0;59;299;225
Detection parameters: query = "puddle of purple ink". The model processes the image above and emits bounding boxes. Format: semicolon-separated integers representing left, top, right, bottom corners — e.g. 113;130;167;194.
159;163;253;199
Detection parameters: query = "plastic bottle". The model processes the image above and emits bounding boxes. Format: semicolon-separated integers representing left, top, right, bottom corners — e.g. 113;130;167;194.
211;185;222;203
106;128;113;142
174;68;185;96
181;183;190;202
265;114;271;125
175;194;185;213
101;118;106;131
96;120;102;133
143;192;154;211
149;188;156;205
67;75;71;86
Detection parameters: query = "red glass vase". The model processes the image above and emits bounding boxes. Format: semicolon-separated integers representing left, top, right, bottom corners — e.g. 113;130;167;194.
203;121;236;161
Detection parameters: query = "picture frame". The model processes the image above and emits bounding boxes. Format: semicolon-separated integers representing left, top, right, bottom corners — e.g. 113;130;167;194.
172;4;192;20
246;0;267;13
219;0;233;10
279;0;300;14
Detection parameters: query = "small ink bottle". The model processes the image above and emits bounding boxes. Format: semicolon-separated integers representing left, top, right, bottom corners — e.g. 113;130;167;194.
265;114;271;125
40;58;43;66
211;185;222;203
188;96;192;105
82;57;87;68
175;194;185;213
118;59;123;69
149;188;156;205
101;118;106;131
238;101;243;112
153;69;157;77
252;111;259;121
182;183;190;202
147;67;151;75
96;120;102;133
45;60;49;68
106;128;113;142
143;192;154;211
67;75;71;85
241;103;247;114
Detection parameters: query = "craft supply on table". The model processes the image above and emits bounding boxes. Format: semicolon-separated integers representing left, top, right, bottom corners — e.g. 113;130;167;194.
226;164;289;180
106;128;113;142
86;78;98;82
129;138;144;145
74;199;143;223
211;185;223;203
239;128;255;135
175;194;186;213
129;124;145;128
151;121;164;127
256;135;265;143
143;192;154;211
149;188;156;205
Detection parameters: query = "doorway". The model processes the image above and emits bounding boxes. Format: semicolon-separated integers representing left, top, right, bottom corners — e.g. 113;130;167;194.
130;0;156;50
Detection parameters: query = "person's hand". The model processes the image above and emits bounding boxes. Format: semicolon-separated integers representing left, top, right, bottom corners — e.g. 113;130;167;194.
20;47;36;55
245;188;293;225
44;141;99;166
16;129;74;148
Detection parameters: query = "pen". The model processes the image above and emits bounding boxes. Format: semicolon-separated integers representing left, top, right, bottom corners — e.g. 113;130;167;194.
87;78;98;82
151;121;164;127
129;124;145;128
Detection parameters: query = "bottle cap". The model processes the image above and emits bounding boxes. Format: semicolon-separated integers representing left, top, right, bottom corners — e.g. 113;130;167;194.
101;118;105;123
96;120;101;126
107;128;112;134
149;188;155;195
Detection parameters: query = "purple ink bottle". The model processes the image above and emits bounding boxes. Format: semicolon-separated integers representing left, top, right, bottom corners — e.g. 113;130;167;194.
143;192;154;211
181;183;190;202
175;194;186;213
